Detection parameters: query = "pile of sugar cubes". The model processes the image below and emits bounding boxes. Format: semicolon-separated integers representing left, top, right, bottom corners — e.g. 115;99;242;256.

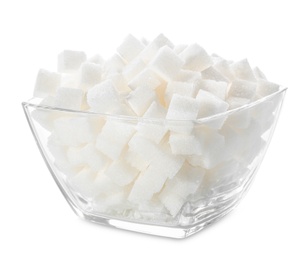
32;34;280;220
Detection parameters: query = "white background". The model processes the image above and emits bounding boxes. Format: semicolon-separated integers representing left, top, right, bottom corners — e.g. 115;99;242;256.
0;0;305;259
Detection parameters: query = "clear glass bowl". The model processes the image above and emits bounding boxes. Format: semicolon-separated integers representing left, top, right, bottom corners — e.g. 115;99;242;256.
22;87;286;238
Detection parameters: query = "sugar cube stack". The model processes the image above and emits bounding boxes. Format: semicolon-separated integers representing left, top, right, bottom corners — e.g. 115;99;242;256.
31;34;281;220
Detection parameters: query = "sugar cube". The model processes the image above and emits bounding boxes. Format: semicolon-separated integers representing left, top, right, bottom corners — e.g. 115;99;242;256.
86;80;120;113
105;161;139;186
117;34;145;62
79;62;103;90
33;69;61;98
195;79;228;100
150;46;184;81
228;79;257;99
230;59;256;81
54;87;84;110
58;50;86;73
128;68;161;90
179;43;212;71
96;119;135;160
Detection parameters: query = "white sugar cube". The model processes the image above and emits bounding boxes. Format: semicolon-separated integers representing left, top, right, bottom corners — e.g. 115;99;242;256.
228;80;257;99
150;46;184;81
47;133;73;174
33;69;61;98
137;101;167;144
105;161;139;186
175;70;201;82
256;80;280;97
128;152;184;203
104;54;126;75
67;143;110;172
164;81;196;106
54;117;95;146
68;167;97;199
173;44;188;54
179;43;212;71
213;59;235;82
79;62;103;90
108;73;130;93
93;172;121;196
226;97;251;129
126;85;156;116
140;34;174;63
87;80;120;113
58;50;86;73
253;66;267;80
54;87;84;110
96;119;135;160
159;163;205;216
230;59;256;82
124;149;149;171
188;128;225;169
167;94;199;120
201;66;228;82
87;54;105;66
196;89;229;118
128;68;160;90
117;34;145;62
128;134;161;163
122;58;146;82
169;133;202;155
195;79;228;100
166;94;199;134
31;96;58;131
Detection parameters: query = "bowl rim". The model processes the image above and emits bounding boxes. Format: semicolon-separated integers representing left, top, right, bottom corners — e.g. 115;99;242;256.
22;86;287;124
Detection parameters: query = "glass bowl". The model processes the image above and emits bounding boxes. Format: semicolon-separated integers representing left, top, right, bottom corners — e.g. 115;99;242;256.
22;87;286;238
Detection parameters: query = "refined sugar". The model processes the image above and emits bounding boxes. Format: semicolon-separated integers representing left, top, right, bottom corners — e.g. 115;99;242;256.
253;66;267;80
54;87;84;110
196;90;229;120
126;85;156;116
140;34;174;64
108;73;130;93
189;128;226;169
175;70;201;82
173;44;187;54
93;172;121;196
87;54;105;66
58;50;86;73
169;133;202;155
164;81;196;106
128;152;184;203
128;134;161;163
68;167;97;199
67;143;109;172
137;101;168;144
96;119;135;160
122;58;146;82
226;97;251;129
53;117;95;146
230;59;256;81
124;149;149;171
33;69;61;98
256;80;280;97
166;94;199;134
195;79;228;100
60;73;79;88
213;59;235;82
105;161;139;186
79;62;103;90
104;54;126;75
159;163;205;216
228;79;257;99
117;34;145;62
201;66;228;82
179;43;212;71
128;68;161;90
86;80;120;113
150;46;184;81
166;94;199;120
